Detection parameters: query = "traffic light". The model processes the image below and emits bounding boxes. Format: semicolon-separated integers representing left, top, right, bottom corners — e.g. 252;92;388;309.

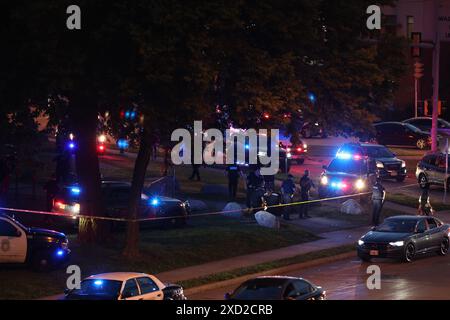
414;61;424;79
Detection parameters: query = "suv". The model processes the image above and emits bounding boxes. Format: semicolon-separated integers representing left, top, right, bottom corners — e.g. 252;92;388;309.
318;150;377;199
337;143;407;182
416;152;450;189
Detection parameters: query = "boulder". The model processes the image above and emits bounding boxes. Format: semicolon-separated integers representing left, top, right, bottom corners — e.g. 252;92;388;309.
221;202;243;218
255;210;279;229
340;199;363;215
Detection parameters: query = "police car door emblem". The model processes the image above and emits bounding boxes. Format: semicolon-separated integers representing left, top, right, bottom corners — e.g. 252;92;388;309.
1;239;10;252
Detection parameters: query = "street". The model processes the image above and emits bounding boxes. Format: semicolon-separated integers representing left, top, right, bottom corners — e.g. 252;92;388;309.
188;254;450;300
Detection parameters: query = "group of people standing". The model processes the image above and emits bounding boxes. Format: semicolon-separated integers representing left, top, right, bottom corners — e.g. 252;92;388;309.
224;164;316;220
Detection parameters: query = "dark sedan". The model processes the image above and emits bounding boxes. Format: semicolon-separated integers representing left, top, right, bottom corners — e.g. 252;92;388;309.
225;276;326;300
357;216;449;262
374;122;431;150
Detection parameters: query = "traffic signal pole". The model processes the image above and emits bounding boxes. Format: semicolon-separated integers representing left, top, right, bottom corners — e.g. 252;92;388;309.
431;0;441;152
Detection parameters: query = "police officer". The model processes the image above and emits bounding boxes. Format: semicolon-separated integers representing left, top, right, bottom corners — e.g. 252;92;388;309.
299;170;315;219
246;167;264;208
418;184;433;216
281;174;296;220
371;177;386;226
226;164;242;200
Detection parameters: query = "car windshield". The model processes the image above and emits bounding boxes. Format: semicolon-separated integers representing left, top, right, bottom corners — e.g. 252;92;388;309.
68;279;122;298
375;219;417;233
405;123;422;133
327;159;367;174
364;146;395;158
231;279;284;300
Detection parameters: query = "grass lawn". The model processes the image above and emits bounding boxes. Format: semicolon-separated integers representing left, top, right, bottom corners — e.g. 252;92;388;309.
0;215;318;300
387;193;450;211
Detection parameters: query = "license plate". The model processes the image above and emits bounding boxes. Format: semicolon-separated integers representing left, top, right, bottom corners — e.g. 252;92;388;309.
370;250;379;256
390;171;397;176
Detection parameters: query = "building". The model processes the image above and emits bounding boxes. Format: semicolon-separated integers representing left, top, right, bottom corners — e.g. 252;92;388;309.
382;0;450;120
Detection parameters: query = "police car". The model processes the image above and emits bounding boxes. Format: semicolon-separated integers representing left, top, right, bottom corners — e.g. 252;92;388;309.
64;272;186;300
0;214;70;271
318;149;377;199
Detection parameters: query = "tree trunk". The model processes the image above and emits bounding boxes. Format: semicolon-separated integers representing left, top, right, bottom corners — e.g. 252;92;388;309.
123;124;153;259
71;95;109;244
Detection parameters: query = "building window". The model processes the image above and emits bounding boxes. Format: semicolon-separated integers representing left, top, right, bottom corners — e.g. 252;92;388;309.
407;16;414;39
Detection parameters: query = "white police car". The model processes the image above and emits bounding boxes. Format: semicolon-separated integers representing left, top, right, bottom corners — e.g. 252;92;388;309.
0;214;70;271
64;272;186;300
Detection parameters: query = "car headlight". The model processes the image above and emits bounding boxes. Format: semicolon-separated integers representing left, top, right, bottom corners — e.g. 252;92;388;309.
286;147;291;152
72;203;80;214
401;160;406;168
355;179;365;190
389;241;404;247
303;143;307;149
376;161;384;169
358;240;364;246
287;153;292;158
321;176;328;185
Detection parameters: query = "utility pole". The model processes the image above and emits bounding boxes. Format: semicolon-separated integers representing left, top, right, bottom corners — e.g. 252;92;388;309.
431;0;441;152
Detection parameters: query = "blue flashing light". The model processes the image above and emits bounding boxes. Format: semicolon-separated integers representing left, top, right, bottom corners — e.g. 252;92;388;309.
71;187;81;195
68;142;76;150
308;93;316;102
245;144;250;150
94;280;103;286
150;197;160;206
130;111;136;119
125;111;131;119
56;250;64;257
336;152;352;160
117;139;129;149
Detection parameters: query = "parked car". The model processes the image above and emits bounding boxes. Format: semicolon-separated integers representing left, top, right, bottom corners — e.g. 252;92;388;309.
416;152;450;189
403;117;450;134
373;122;431;150
301;122;327;139
318;150;377;200
225;276;326;300
357;215;449;262
280;141;308;165
52;181;190;228
337;143;407;182
64;272;186;300
0;214;71;271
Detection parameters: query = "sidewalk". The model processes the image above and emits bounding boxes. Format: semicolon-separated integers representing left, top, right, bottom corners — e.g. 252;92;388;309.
155;226;369;283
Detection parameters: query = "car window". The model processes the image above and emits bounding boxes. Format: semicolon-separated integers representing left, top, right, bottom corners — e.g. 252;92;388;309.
122;279;140;298
283;283;296;299
293;280;313;296
136;277;159;294
0;220;19;237
416;220;428;233
423;155;437;166
426;218;438;229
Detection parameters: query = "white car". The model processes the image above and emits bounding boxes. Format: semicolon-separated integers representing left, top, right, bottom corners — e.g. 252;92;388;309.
64;272;185;300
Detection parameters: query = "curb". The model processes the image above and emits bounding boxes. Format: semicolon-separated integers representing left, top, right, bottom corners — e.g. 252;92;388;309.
184;250;355;296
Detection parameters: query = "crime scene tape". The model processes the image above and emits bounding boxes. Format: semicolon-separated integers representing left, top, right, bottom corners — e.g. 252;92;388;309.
0;182;421;223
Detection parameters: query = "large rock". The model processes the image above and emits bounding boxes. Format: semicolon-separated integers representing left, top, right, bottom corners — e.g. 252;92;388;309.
221;202;243;218
201;184;228;195
255;210;279;229
340;199;363;215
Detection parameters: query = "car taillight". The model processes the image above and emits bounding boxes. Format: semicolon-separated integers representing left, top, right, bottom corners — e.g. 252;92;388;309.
297;147;302;152
54;201;66;210
98;144;105;152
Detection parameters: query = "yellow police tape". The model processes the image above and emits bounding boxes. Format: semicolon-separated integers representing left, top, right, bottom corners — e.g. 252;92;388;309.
0;182;420;223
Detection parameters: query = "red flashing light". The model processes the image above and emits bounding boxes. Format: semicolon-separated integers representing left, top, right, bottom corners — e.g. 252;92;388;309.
297;147;302;152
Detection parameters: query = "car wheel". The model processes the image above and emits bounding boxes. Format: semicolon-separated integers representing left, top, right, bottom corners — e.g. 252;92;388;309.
396;176;406;182
358;254;371;262
438;238;449;256
403;243;415;262
416;139;427;150
418;174;429;189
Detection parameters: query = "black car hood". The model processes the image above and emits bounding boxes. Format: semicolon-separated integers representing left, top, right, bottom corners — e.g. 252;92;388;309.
375;157;402;164
28;228;66;241
362;231;410;243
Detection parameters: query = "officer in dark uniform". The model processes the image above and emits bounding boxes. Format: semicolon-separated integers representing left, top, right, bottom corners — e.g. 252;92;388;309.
246;167;264;208
299;170;315;219
226;164;242;200
371;177;386;226
281;174;296;220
